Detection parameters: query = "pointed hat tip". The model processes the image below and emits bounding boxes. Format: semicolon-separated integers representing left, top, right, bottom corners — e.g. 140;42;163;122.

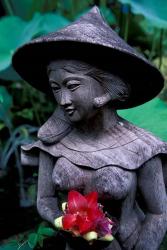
89;5;102;17
90;5;101;13
76;5;104;24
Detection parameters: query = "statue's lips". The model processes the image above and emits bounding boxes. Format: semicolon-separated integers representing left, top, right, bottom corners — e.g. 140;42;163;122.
65;107;76;116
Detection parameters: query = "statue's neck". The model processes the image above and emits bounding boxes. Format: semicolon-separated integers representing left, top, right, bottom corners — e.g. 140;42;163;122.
74;106;119;135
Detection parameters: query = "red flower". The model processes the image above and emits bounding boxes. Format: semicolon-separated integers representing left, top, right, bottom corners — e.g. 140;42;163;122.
62;190;112;237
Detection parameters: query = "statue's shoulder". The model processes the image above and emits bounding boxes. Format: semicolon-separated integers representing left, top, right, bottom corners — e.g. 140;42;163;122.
122;118;166;148
20;108;71;166
117;118;167;169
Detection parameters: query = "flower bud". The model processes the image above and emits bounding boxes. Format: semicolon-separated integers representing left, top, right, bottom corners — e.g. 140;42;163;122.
83;231;98;241
62;202;67;212
54;216;63;229
99;234;114;241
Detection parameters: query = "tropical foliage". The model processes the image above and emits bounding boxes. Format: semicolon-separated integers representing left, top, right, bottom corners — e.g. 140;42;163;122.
0;0;167;249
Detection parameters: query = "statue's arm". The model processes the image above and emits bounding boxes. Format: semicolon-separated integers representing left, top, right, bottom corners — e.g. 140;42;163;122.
37;150;62;225
135;155;167;250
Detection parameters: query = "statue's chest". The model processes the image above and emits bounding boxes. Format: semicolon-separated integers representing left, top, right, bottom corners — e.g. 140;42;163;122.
52;157;135;200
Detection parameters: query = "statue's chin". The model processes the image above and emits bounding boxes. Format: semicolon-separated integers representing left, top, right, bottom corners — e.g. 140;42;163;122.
65;109;99;123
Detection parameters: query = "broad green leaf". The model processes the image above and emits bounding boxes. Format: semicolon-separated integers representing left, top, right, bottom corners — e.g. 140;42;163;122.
118;98;167;141
39;13;70;34
28;233;38;249
119;0;167;28
0;13;69;76
0;16;27;71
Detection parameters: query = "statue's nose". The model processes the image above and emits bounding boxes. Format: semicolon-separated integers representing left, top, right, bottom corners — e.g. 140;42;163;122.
60;90;72;106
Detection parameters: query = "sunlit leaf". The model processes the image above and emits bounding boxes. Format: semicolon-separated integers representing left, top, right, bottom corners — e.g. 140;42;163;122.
119;0;167;28
118;98;167;141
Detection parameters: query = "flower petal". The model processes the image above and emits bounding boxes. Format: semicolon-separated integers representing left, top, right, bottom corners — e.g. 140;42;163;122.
76;215;93;234
68;190;87;213
94;217;112;237
85;192;98;209
62;214;77;230
87;207;104;221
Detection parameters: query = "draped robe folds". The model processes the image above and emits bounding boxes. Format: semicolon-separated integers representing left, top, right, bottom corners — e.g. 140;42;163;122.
21;110;167;172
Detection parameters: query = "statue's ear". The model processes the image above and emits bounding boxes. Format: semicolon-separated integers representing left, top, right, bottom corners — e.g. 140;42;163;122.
93;93;111;108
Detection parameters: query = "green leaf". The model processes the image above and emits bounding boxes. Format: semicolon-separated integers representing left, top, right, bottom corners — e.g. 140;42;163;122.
0;65;21;81
0;122;5;130
37;235;45;248
18;242;32;250
119;0;167;28
0;242;18;250
2;0;34;19
28;233;38;249
38;226;56;237
38;12;70;34
118;98;167;141
0;13;69;77
15;108;34;120
0;86;12;121
0;241;31;250
100;6;117;25
0;16;27;71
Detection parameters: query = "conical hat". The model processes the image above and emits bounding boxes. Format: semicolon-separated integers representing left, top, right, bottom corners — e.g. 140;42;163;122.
12;6;164;109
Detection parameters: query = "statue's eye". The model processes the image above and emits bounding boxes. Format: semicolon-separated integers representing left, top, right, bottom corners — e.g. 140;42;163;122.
50;83;60;92
67;80;80;91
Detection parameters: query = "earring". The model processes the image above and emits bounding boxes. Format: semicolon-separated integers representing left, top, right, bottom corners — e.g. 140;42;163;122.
93;93;111;108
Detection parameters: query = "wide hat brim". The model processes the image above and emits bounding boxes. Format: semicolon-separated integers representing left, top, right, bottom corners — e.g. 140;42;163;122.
12;6;164;109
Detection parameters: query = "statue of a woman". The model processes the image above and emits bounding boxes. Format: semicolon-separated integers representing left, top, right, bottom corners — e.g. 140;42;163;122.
12;6;167;250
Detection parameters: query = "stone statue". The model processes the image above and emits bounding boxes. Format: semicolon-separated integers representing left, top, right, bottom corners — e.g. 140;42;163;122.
12;6;167;250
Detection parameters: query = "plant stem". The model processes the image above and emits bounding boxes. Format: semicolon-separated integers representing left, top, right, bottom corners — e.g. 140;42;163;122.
6;121;27;204
123;5;130;42
118;4;123;36
149;28;157;61
159;29;164;70
2;0;14;15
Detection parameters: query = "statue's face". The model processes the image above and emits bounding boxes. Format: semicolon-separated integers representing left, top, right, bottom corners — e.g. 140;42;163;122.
48;61;105;122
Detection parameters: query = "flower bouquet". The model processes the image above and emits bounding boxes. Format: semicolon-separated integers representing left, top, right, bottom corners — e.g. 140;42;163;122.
54;190;114;244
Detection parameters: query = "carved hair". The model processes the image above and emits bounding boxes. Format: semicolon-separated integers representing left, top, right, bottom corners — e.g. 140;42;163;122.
47;59;131;108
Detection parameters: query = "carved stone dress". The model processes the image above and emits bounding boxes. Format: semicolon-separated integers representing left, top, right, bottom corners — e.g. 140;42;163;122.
21;112;167;249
